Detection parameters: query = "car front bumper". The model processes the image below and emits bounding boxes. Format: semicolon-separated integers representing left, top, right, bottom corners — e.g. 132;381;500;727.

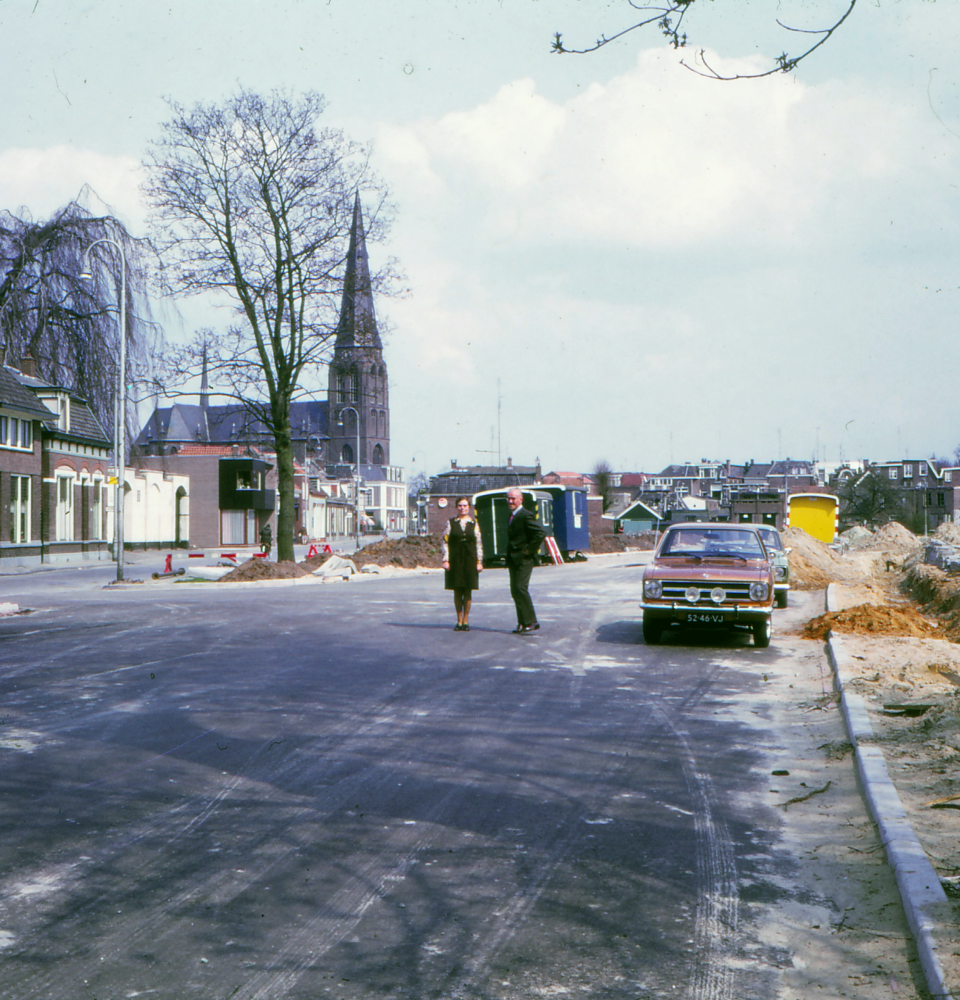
640;602;773;625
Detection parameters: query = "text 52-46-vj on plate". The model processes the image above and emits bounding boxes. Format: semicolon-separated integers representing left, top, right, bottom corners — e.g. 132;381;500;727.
640;523;775;648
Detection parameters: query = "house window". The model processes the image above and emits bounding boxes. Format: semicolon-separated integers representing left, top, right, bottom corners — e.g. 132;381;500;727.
939;492;946;507
92;480;103;539
10;476;31;543
0;417;32;451
56;474;74;541
888;468;897;480
904;464;913;478
946;471;953;483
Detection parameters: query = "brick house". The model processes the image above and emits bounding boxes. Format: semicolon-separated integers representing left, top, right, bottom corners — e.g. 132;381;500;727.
0;359;112;567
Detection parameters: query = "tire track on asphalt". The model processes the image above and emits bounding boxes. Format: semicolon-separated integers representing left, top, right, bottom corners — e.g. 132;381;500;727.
0;661;460;995
653;707;739;1000
0;655;513;999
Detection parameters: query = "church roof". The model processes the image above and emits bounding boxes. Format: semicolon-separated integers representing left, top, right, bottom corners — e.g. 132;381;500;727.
334;193;382;351
136;400;328;448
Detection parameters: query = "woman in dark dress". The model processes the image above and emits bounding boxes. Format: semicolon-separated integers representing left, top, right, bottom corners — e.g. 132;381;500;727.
442;497;484;631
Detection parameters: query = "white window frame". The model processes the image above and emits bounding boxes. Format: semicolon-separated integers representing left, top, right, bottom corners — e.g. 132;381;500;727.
56;473;75;541
903;464;913;478
92;478;103;540
10;475;31;543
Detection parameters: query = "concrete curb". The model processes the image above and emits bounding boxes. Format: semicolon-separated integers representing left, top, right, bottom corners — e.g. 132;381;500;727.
824;583;954;1000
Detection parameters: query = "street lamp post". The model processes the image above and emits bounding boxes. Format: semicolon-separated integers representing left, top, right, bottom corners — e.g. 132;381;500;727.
337;406;361;551
411;449;428;535
80;239;126;583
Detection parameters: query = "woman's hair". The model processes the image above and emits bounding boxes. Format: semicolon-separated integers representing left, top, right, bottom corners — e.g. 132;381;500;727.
455;496;470;507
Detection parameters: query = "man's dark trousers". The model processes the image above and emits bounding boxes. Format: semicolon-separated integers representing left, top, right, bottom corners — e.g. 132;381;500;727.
508;561;536;627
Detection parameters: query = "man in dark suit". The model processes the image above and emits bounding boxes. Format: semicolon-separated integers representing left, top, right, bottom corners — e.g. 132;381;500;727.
505;488;547;634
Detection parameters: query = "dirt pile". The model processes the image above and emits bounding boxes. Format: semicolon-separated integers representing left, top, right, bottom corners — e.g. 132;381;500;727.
590;532;656;553
902;561;960;642
840;525;874;548
934;521;960;546
798;603;942;641
219;558;309;582
781;527;848;589
301;535;445;571
861;521;922;557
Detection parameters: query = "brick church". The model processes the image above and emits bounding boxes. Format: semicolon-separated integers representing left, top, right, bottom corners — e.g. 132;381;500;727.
136;193;390;472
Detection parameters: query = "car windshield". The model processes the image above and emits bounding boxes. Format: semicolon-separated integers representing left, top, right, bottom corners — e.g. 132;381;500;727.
660;528;765;559
757;529;783;552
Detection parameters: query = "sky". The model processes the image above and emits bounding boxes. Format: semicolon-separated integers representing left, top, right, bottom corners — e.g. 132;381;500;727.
2;0;959;481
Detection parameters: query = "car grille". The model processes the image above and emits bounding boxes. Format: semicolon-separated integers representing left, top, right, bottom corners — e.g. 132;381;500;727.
659;581;753;603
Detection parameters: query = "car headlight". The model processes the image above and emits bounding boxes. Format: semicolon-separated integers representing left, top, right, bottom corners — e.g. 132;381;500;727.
750;582;770;601
773;566;786;582
643;579;662;599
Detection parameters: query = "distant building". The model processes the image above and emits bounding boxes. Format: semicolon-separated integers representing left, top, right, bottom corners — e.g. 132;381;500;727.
424;459;541;535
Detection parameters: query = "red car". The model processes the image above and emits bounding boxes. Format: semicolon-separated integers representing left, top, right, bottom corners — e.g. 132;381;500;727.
640;523;775;647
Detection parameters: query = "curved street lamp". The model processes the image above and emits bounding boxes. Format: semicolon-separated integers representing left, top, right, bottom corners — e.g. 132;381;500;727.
80;239;126;583
337;406;361;551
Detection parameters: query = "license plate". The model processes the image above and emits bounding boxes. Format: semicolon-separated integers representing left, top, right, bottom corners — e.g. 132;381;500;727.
686;612;725;624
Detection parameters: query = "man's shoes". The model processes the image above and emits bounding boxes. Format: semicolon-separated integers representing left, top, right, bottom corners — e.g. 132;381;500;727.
511;625;526;634
512;623;540;634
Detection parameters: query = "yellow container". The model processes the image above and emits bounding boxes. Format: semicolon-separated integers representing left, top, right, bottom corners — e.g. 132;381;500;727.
787;493;839;544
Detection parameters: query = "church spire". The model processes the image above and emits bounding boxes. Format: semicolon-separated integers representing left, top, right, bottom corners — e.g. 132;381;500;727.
335;192;381;350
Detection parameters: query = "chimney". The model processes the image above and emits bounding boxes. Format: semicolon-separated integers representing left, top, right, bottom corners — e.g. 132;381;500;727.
451;459;457;470
19;352;37;378
507;457;512;468
232;444;239;457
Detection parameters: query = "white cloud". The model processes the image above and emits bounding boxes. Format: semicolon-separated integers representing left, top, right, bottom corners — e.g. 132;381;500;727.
0;146;145;231
380;47;955;254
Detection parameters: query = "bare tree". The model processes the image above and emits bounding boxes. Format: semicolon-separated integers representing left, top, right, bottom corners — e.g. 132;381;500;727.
593;460;614;512
836;468;904;530
552;0;858;80
0;193;159;442
143;88;393;562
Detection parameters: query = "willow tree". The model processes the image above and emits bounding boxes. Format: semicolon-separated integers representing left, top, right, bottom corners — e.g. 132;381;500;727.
0;195;158;443
143;88;391;563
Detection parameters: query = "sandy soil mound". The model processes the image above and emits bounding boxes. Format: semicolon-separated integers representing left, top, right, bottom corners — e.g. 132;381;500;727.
934;521;960;546
781;527;847;589
902;561;960;642
840;525;874;548
798;603;942;640
301;535;446;571
219;558;309;582
862;521;921;556
590;533;655;553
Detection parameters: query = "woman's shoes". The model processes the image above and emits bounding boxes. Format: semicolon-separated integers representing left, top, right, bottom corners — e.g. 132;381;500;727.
454;623;471;631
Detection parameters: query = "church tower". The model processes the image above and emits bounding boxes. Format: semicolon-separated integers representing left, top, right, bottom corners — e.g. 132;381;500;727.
327;194;389;468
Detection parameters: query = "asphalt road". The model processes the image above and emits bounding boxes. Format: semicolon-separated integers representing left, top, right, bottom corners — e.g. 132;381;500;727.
0;557;920;999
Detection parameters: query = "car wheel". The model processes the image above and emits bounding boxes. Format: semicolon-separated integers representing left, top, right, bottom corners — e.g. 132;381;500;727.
642;616;663;645
753;619;772;648
776;590;787;609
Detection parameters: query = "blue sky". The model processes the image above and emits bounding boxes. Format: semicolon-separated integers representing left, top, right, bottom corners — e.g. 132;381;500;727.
2;1;959;478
